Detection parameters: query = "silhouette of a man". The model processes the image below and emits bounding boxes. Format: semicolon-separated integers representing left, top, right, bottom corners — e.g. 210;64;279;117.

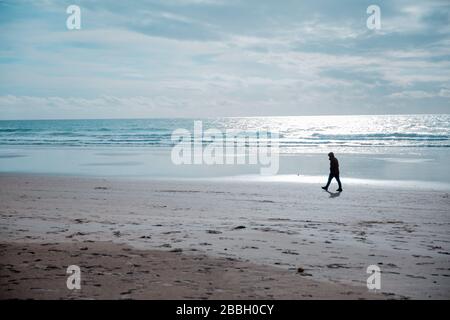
322;152;343;192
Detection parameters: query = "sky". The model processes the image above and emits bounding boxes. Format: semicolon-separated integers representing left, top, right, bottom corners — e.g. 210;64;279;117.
0;0;449;119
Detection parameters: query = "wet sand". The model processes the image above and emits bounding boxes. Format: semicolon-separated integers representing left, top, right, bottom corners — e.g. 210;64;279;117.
0;174;449;299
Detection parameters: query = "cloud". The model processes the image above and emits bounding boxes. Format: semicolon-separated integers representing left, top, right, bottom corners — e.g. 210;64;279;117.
389;91;436;99
0;0;449;118
439;88;450;98
389;88;450;99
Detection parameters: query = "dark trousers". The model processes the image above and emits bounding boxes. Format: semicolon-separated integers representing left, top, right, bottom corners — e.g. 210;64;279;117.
325;173;342;190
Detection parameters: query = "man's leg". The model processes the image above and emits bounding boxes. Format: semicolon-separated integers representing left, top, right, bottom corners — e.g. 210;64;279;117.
322;173;333;190
335;175;343;191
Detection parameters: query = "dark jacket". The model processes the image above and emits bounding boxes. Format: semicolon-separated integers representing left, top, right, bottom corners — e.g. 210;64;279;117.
330;157;339;175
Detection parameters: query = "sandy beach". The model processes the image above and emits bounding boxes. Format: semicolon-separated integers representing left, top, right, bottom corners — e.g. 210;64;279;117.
0;173;449;299
0;241;378;300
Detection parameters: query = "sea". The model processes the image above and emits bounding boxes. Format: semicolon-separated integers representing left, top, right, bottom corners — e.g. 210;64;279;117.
0;114;449;188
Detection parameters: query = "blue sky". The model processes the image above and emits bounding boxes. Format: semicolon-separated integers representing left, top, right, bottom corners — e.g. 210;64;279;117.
0;0;449;119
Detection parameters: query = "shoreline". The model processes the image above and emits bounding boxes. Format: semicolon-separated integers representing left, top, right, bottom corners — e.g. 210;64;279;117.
1;146;450;185
2;171;450;191
0;173;449;299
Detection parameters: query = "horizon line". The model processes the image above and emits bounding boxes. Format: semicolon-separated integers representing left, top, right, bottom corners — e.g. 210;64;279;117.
1;112;449;121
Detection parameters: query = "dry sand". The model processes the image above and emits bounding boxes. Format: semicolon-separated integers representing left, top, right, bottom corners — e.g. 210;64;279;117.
0;241;378;300
0;174;449;299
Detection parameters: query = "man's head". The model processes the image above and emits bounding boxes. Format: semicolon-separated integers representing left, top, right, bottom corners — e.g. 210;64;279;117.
328;152;335;159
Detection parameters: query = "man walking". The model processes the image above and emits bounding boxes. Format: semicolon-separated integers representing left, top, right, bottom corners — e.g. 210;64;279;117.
322;152;343;192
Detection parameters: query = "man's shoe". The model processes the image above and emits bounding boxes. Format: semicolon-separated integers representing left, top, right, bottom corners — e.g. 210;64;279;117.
321;186;328;191
337;188;343;192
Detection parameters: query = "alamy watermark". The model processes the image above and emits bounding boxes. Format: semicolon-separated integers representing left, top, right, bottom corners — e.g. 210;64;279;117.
366;265;381;290
65;5;380;32
171;121;279;175
66;5;81;30
366;5;381;30
66;265;81;290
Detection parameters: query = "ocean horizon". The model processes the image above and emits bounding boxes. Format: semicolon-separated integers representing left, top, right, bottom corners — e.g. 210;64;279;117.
1;114;449;186
1;114;449;149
